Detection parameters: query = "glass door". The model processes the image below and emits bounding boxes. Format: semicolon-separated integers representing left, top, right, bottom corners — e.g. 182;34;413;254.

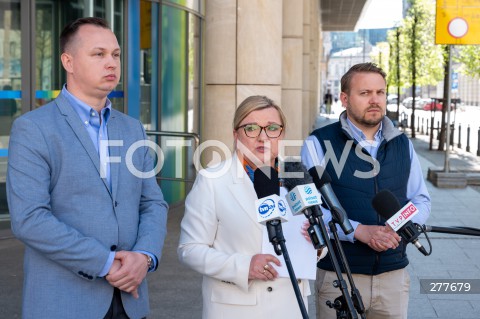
34;0;124;110
0;0;21;217
0;0;124;220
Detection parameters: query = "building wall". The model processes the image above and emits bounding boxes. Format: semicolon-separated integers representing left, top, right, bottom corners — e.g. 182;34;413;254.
203;0;321;162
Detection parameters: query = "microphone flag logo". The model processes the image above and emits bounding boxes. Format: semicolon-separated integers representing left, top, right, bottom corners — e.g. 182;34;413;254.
278;200;287;217
289;192;297;201
387;202;419;231
304;185;313;195
255;195;289;224
286;183;322;215
258;199;276;219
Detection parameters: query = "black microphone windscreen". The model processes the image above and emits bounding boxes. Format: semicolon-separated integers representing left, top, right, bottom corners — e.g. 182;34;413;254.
253;167;279;198
372;189;401;220
308;166;332;189
281;161;313;191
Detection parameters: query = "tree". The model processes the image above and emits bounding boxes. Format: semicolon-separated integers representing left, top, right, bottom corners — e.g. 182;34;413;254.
455;46;480;78
371;42;390;74
386;28;405;121
396;0;444;137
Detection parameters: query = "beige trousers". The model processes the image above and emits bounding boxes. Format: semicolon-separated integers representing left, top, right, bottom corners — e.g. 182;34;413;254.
315;268;410;319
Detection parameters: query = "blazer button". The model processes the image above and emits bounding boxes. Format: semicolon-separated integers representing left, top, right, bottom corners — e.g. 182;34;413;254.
267;287;273;292
110;245;117;251
297;279;302;284
114;201;118;207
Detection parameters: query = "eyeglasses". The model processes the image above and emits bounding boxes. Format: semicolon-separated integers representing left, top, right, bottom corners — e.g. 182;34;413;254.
237;123;284;138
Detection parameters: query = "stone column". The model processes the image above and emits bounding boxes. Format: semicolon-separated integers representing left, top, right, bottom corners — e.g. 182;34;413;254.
204;0;282;164
203;0;321;163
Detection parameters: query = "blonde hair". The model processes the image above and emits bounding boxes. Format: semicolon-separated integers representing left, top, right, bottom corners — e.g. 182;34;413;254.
233;95;286;130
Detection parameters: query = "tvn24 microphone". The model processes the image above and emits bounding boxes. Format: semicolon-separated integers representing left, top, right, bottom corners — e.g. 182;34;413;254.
308;166;354;235
253;167;288;255
282;161;326;250
372;190;428;256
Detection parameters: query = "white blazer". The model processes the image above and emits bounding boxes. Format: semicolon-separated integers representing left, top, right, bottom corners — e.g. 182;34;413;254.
178;154;311;319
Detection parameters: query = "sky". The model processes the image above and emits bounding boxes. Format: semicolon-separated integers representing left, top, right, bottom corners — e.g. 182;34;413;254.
356;0;404;30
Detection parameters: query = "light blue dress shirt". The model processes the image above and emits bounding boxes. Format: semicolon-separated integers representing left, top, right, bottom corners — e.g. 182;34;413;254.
301;117;431;242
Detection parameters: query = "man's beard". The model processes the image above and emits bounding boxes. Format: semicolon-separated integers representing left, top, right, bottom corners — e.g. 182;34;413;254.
347;103;384;128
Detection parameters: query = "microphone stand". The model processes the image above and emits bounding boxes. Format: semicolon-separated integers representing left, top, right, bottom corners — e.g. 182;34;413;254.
327;219;366;319
422;225;480;236
418;225;480;256
267;220;309;319
309;207;361;319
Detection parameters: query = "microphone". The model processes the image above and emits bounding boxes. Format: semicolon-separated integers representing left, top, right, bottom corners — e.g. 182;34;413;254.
253;167;287;255
308;166;354;234
284;162;364;318
282;161;327;250
372;190;428;256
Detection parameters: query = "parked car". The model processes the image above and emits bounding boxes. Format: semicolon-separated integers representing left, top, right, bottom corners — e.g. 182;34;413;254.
419;98;432;109
402;97;425;109
423;98;461;111
423;100;442;111
387;94;398;105
402;97;413;108
387;102;406;114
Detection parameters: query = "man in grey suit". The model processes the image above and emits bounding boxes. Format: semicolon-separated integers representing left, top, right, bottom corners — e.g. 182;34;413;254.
6;17;168;319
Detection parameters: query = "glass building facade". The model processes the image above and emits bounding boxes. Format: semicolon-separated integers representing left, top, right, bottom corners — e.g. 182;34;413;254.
0;0;204;219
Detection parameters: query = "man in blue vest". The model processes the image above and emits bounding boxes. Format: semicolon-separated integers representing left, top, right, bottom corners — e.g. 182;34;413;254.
301;63;430;319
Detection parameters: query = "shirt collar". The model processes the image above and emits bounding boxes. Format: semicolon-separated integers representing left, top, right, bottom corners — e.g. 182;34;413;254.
346;116;383;143
242;158;279;183
62;85;112;126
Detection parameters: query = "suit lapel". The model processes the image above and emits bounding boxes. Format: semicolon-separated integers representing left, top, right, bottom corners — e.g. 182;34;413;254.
55;93;112;196
227;155;263;228
106;111;120;201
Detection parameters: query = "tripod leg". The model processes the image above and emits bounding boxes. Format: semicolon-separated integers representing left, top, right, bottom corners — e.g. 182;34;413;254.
315;269;358;319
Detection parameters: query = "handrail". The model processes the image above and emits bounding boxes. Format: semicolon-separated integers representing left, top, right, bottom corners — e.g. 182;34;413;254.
145;130;200;184
146;130;200;148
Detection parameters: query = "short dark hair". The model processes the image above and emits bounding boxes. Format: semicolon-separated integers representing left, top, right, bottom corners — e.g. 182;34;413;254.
341;63;386;94
60;17;110;53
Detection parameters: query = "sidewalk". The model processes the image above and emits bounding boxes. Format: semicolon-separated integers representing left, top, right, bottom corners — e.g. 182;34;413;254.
1;114;479;318
0;202;205;319
404;131;480;319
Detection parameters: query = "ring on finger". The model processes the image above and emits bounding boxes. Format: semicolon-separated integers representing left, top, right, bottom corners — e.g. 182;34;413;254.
264;264;269;270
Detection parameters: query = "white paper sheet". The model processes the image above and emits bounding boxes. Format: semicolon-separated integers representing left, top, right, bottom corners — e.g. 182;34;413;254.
262;187;319;280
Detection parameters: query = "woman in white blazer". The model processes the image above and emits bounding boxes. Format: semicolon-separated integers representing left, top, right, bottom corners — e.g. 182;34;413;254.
178;96;315;319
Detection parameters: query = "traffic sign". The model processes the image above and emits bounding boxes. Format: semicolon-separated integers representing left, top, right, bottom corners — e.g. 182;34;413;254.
436;1;480;44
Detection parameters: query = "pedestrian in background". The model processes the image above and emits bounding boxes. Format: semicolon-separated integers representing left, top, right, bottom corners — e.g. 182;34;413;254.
324;89;333;114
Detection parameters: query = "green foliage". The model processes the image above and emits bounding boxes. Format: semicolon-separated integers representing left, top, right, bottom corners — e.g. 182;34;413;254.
382;0;480;84
455;46;480;78
386;29;405;89
370;42;390;73
384;0;445;89
400;0;444;87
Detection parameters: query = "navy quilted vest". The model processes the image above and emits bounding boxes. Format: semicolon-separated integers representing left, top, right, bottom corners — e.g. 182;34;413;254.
311;121;411;275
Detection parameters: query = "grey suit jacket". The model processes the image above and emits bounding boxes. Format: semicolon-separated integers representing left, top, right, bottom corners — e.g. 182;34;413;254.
7;92;168;319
